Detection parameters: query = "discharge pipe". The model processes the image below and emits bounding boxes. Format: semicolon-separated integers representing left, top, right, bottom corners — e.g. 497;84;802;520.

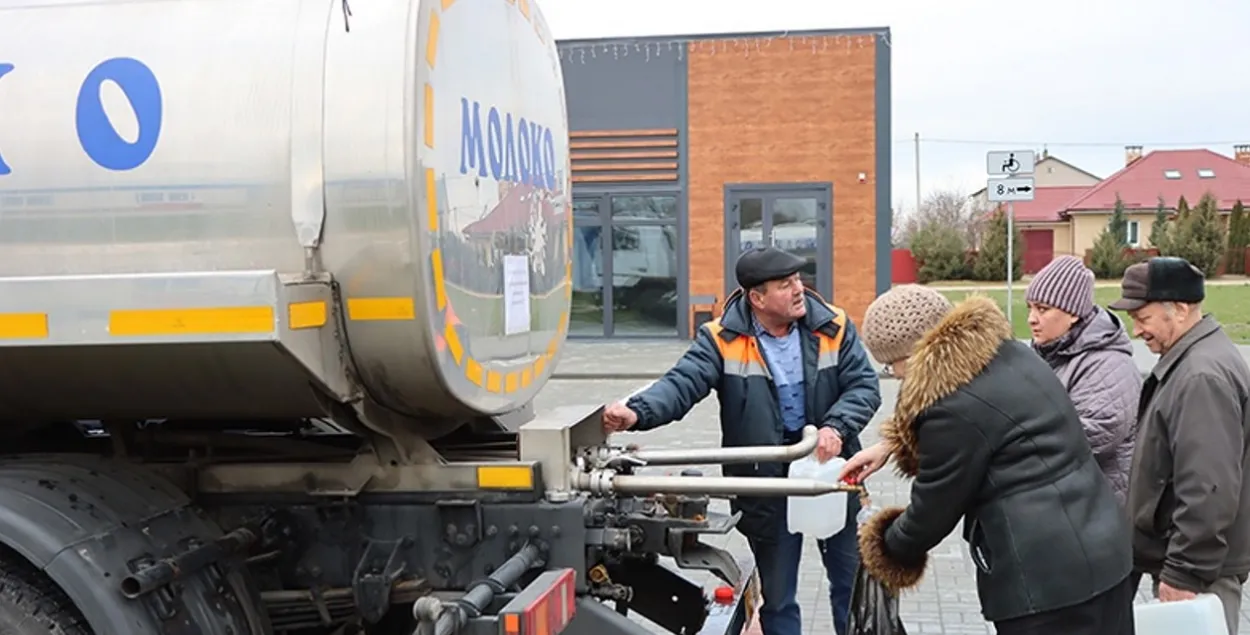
414;542;545;635
573;470;864;498
613;425;819;467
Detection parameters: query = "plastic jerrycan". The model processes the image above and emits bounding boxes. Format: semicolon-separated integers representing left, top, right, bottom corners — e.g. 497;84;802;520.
1133;593;1229;635
786;454;849;539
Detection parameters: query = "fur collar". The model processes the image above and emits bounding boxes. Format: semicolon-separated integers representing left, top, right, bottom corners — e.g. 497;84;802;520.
880;295;1013;477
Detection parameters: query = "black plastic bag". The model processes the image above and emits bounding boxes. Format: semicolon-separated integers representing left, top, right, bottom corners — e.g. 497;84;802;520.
847;564;908;635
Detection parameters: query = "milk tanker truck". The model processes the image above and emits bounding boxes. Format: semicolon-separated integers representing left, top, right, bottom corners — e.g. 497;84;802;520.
0;0;857;633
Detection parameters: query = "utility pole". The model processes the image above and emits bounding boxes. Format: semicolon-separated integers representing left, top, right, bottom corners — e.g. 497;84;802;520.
913;133;922;213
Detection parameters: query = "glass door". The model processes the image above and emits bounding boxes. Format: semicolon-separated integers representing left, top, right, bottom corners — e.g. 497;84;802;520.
725;185;832;300
570;193;683;338
570;198;607;336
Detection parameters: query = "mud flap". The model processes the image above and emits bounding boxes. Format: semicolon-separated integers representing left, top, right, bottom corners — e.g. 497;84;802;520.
604;558;708;635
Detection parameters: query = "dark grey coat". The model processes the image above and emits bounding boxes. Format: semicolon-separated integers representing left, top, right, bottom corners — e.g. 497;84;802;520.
1129;314;1250;592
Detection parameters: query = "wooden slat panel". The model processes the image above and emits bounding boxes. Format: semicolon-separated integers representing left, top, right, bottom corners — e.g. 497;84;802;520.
572;173;678;183
569;128;680;185
572;162;679;172
570;139;678;150
570;150;678;160
570;129;677;139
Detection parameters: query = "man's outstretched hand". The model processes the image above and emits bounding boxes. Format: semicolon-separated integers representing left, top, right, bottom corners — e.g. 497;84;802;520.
603;402;638;434
815;427;843;462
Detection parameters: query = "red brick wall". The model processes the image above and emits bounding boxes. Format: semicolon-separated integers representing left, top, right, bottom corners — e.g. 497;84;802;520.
686;34;880;332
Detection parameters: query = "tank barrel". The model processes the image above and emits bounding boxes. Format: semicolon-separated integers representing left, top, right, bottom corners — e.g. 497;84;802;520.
120;525;260;600
620;425;819;467
572;471;864;497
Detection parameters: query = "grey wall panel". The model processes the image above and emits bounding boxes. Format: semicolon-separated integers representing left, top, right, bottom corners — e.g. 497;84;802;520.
874;30;893;297
557;41;685;131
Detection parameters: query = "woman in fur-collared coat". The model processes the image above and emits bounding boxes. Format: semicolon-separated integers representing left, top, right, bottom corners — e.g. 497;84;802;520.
840;286;1134;635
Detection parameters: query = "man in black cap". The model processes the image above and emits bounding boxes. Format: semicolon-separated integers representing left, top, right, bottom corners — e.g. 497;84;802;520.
602;246;882;635
1112;256;1250;634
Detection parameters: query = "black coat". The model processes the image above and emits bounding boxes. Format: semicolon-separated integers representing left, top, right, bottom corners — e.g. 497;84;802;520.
858;296;1132;622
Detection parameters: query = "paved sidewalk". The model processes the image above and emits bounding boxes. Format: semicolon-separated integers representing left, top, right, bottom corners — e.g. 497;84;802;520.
537;340;1250;634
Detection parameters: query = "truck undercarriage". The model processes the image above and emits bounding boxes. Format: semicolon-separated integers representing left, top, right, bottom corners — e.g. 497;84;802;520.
0;405;857;635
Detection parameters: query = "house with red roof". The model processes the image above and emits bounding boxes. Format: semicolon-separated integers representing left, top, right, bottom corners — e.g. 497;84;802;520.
976;145;1250;274
1060;146;1250;260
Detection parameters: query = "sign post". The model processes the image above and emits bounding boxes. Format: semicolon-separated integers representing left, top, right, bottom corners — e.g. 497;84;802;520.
986;150;1036;331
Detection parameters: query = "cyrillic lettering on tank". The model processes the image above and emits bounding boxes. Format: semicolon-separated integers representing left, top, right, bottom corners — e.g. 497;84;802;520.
75;57;164;171
459;98;487;177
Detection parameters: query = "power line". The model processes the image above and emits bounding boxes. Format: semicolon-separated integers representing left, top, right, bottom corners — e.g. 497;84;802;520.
894;137;1248;148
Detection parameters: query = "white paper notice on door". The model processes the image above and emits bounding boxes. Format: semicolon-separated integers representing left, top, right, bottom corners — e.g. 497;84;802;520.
502;254;532;335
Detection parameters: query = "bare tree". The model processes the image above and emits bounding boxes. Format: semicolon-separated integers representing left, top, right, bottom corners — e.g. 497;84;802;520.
891;207;911;248
895;188;984;248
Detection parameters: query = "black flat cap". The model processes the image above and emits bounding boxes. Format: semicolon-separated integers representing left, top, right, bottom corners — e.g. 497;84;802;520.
735;246;806;290
1108;256;1205;311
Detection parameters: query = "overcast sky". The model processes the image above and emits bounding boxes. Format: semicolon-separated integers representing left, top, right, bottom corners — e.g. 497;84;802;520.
539;0;1250;212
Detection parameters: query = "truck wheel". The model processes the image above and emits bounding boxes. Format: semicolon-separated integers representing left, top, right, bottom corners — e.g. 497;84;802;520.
0;550;91;634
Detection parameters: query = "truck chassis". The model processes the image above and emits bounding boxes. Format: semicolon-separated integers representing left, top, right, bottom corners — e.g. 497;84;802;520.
0;403;859;635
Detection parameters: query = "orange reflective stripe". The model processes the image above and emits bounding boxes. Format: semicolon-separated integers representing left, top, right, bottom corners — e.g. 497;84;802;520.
704;320;770;378
720;338;765;364
816;305;848;370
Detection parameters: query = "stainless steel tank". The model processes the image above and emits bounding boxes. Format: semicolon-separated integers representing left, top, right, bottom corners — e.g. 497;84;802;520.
0;0;572;427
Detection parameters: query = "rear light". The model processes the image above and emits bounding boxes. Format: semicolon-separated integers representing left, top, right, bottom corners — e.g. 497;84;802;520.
500;568;577;635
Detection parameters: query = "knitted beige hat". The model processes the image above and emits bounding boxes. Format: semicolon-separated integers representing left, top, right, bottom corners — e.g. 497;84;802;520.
861;284;955;364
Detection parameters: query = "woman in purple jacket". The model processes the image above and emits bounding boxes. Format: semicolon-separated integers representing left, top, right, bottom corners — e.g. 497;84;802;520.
1025;255;1141;504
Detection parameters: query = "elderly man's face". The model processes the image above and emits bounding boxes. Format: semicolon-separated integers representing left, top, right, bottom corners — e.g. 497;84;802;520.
1127;302;1195;355
749;273;807;321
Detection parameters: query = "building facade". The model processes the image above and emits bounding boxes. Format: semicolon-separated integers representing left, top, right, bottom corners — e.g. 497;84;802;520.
557;28;893;339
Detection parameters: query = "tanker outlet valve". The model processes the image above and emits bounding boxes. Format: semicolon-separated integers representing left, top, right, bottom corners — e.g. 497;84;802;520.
571;469;866;498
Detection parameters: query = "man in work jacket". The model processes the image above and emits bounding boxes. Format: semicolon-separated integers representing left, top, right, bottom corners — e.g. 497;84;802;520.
603;246;883;635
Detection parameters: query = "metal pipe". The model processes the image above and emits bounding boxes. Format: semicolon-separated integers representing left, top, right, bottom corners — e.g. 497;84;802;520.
573;471;864;497
621;425;819;467
121;525;260;599
418;542;545;635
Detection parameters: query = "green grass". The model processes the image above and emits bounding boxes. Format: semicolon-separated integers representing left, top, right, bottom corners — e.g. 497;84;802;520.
938;283;1250;344
444;282;570;337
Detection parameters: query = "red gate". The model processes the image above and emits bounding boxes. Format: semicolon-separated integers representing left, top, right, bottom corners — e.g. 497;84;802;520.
1023;229;1054;274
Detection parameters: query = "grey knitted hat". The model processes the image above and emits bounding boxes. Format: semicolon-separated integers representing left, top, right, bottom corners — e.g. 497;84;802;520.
861;284;955;365
1025;255;1095;318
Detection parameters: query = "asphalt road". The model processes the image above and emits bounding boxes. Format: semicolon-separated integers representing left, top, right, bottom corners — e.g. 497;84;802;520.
535;339;1250;634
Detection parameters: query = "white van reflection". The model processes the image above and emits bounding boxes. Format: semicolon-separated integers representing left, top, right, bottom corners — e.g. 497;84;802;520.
739;220;819;290
573;225;677;324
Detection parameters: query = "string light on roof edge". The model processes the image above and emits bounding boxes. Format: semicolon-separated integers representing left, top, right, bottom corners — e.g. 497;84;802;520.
556;33;879;63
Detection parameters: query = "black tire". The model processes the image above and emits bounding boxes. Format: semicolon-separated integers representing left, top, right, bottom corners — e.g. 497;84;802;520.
0;549;91;634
